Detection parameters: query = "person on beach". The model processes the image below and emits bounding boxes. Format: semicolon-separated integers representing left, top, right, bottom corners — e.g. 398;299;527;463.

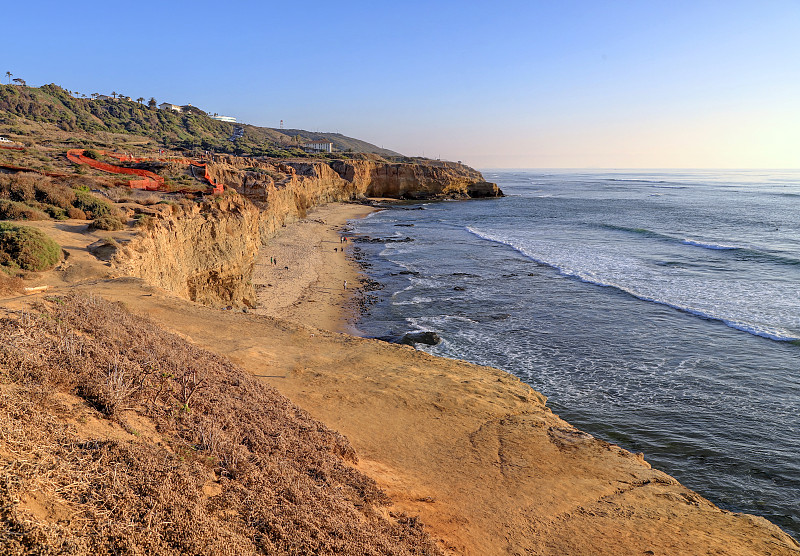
343;280;347;289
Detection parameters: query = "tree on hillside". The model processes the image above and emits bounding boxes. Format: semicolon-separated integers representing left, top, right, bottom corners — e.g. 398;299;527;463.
12;78;26;87
148;97;157;109
111;91;117;99
5;71;11;84
91;93;98;100
136;97;144;105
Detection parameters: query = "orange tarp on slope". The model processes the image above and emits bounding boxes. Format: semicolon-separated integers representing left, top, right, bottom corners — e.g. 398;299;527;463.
66;149;222;194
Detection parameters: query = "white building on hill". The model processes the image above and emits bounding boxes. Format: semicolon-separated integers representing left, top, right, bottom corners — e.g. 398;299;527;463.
159;103;182;112
211;115;237;123
302;140;333;153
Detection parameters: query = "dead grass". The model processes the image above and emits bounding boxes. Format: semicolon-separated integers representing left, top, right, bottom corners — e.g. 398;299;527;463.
0;294;441;555
0;270;23;294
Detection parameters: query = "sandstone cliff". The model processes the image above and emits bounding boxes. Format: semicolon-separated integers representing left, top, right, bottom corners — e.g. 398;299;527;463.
111;157;500;307
207;155;503;202
112;197;262;307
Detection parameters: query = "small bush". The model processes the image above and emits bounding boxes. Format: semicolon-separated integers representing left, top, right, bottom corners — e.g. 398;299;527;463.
133;214;155;229
83;149;99;160
0;199;49;220
35;179;77;209
74;190;116;218
67;206;87;220
29;201;68;220
0;173;36;202
89;215;124;231
0;222;62;271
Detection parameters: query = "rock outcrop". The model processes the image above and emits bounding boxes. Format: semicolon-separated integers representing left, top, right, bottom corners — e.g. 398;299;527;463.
206;155;503;201
112;197;262;307
111;157;500;308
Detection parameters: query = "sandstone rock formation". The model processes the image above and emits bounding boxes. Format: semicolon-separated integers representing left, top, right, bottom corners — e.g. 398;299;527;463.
111;157;501;307
206;155;503;201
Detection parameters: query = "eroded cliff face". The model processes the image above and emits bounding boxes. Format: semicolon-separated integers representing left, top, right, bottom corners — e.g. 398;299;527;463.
329;159;502;199
206;155;503;202
111;156;501;308
112;196;261;307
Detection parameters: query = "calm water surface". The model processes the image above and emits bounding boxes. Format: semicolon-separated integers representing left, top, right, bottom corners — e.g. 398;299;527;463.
348;169;800;538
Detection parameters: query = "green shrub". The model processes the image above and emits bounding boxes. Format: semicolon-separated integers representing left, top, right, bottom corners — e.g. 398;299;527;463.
83;149;99;160
74;190;116;218
0;199;49;220
23;201;68;220
0;222;62;271
88;215;124;231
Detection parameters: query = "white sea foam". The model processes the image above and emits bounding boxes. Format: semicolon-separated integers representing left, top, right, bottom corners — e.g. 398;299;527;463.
392;296;434;306
682;238;739;250
465;226;800;342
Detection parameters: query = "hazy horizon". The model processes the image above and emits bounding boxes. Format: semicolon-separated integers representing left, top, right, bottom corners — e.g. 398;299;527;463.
5;1;798;169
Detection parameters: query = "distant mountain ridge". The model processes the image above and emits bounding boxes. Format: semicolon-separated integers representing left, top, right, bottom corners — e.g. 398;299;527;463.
0;84;401;158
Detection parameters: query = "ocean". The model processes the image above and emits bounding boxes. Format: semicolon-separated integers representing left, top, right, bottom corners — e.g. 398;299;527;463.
347;169;800;538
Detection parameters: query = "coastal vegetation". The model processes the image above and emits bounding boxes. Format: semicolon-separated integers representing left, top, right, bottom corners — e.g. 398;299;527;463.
0;173;116;221
0;294;440;554
0;222;61;271
0;84;399;158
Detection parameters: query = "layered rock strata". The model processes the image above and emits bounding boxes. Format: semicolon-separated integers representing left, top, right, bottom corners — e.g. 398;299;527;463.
112;158;500;306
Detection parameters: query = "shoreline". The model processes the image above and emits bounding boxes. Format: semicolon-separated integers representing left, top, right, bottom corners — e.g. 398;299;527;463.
251;202;377;333
2;200;797;554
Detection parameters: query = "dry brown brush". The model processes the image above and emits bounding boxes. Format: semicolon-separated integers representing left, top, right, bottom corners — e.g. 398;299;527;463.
0;294;441;555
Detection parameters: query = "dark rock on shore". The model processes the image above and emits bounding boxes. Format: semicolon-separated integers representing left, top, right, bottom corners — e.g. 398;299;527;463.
399;331;442;346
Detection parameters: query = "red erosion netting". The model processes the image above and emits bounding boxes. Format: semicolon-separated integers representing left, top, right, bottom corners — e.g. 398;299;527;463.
66;149;222;194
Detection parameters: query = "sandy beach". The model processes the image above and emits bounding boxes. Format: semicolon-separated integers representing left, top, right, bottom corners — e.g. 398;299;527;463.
252;203;376;333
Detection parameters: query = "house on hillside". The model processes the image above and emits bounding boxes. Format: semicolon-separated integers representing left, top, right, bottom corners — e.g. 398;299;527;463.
159;103;182;112
302;140;334;153
96;95;112;101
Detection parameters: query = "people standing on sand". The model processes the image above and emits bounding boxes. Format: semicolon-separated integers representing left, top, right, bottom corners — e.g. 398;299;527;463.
343;280;347;289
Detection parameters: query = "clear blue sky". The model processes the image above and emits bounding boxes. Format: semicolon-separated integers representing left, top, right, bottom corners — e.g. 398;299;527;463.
4;0;799;168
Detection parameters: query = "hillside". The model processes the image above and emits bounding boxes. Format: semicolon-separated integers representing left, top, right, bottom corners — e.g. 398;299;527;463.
0;84;400;158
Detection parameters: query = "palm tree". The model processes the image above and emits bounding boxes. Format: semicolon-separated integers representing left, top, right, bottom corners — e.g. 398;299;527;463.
111;91;117;99
148;97;157;109
136;97;144;105
91;93;99;100
5;71;11;84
